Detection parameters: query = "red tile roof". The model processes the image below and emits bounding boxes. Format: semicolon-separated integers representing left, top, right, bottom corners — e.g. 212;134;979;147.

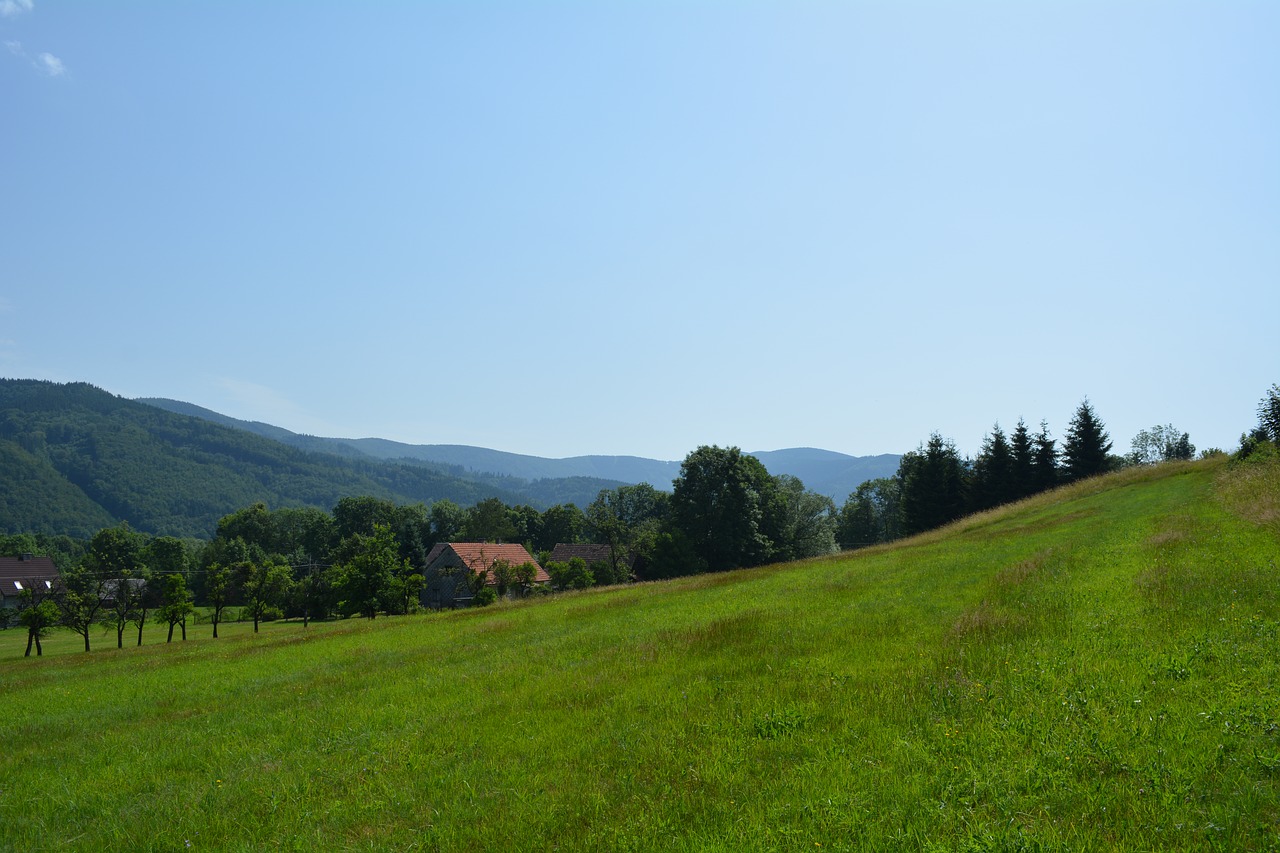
425;542;550;585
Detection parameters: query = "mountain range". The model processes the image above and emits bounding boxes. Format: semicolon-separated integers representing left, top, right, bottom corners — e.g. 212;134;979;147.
139;398;901;503
0;379;899;539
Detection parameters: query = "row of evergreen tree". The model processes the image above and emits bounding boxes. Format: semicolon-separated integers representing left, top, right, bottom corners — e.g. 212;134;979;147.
837;399;1167;547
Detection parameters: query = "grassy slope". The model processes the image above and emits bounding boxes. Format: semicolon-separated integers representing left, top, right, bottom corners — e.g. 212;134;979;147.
1;457;1277;851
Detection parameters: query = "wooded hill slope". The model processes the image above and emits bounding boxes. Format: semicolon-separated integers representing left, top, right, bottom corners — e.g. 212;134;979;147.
139;397;902;501
2;453;1276;849
0;379;624;538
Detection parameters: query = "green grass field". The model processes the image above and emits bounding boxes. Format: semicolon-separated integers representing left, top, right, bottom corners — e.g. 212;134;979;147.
2;455;1277;851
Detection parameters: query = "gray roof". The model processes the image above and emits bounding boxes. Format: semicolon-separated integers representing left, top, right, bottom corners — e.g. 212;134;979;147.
0;555;61;598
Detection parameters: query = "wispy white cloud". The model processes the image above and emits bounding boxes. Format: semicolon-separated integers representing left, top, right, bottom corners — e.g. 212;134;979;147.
5;39;68;78
37;51;63;76
0;0;34;20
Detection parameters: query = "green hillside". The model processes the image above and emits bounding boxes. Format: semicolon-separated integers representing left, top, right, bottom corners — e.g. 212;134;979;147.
0;380;621;537
2;455;1277;850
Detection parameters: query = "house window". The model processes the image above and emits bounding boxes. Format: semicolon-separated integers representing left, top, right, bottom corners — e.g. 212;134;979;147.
13;581;22;590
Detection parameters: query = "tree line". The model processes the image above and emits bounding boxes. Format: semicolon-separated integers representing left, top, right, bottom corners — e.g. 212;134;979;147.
835;398;1213;548
7;387;1276;657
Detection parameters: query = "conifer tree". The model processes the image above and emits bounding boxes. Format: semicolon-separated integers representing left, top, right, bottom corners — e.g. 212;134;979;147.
899;433;967;535
1063;399;1113;482
971;423;1014;511
1010;419;1035;500
1031;421;1059;493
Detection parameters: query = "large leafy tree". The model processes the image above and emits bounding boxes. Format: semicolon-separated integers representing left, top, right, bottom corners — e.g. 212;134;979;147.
333;523;400;619
837;477;901;549
1128;424;1195;465
333;496;397;542
1062;399;1113;482
216;502;277;554
205;562;234;639
235;560;294;633
157;572;195;642
771;475;838;561
57;566;108;652
85;524;149;649
463;498;518;543
1258;383;1280;442
17;583;59;657
429;499;467;543
537;504;585;553
508;505;543;550
669;446;779;571
586;484;669;576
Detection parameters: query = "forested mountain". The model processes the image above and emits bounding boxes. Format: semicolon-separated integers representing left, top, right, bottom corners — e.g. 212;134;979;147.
0;380;624;538
139;398;901;500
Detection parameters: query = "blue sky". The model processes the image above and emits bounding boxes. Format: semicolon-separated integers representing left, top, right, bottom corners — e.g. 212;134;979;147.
3;1;1277;462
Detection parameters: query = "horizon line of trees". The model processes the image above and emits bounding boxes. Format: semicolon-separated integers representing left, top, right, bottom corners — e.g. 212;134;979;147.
836;397;1219;549
7;387;1276;656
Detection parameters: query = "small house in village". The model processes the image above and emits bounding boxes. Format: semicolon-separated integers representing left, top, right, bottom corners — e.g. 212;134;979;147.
547;543;635;582
0;554;62;610
420;542;549;610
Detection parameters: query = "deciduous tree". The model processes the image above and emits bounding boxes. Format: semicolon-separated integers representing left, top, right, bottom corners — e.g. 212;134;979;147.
333;524;400;619
670;446;778;571
1257;383;1280;442
205;562;233;638
235;560;293;633
17;584;58;657
158;572;195;642
771;475;838;561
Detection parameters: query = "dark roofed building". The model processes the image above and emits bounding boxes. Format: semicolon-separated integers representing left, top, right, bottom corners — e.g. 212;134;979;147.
547;543;635;583
547;543;613;566
0;555;62;608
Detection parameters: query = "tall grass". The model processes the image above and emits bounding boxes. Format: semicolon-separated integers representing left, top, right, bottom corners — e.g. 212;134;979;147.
1;456;1277;851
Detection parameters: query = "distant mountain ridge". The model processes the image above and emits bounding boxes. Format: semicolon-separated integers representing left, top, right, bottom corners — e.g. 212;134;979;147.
138;398;901;501
0;380;624;538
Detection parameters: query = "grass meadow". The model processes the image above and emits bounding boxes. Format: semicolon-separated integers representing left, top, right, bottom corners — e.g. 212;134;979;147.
1;455;1277;851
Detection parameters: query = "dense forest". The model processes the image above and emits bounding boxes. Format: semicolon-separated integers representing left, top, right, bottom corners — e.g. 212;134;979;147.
0;379;624;538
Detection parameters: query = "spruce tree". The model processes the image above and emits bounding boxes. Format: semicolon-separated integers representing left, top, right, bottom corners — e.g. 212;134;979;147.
899;433;967;535
1031;420;1059;493
1063;399;1113;482
972;423;1014;511
1010;419;1035;500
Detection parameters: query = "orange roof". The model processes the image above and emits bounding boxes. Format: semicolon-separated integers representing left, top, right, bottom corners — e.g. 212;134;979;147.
425;542;550;585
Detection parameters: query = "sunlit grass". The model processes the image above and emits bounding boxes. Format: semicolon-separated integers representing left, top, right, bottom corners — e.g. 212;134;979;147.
1;455;1277;850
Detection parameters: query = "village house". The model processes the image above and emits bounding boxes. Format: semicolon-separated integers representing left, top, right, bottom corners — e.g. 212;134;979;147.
420;542;549;610
0;554;62;611
547;543;636;582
